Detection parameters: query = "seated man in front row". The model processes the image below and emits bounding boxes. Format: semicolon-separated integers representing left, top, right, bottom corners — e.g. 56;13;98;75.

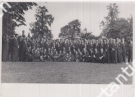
93;48;99;63
82;48;89;62
26;46;33;62
98;48;107;63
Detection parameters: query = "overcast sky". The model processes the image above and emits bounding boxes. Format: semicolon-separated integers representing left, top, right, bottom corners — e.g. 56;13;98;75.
15;2;134;39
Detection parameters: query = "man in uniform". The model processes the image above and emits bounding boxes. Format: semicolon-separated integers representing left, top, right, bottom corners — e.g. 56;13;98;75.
127;40;132;62
112;39;118;63
78;50;83;62
18;36;23;61
93;48;99;63
103;39;109;63
82;48;89;62
20;36;27;61
88;46;94;62
98;39;104;53
64;53;71;62
98;48;106;63
117;38;122;63
2;33;9;61
121;38;126;62
26;46;32;62
75;50;79;62
34;49;40;62
109;38;113;63
12;34;19;62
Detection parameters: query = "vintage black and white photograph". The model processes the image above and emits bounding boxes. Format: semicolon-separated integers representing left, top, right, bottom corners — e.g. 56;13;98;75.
1;2;133;84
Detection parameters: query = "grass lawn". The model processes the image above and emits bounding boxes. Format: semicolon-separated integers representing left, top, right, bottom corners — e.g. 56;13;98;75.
1;62;132;84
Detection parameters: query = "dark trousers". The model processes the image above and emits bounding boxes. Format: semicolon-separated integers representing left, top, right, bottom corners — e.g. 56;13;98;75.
117;52;122;63
114;50;117;63
122;52;126;62
110;51;114;63
83;56;89;62
20;50;26;62
128;50;132;62
2;48;8;61
107;51;110;63
12;48;18;62
26;54;32;62
99;57;106;63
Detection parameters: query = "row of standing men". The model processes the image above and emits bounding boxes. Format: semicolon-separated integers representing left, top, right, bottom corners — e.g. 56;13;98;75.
2;34;133;63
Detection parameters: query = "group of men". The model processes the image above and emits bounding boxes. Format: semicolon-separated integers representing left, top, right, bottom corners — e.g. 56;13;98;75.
2;32;133;63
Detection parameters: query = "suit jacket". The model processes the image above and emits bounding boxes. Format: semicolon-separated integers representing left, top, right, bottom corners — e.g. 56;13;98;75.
99;51;106;59
13;37;18;50
103;44;109;52
121;43;126;52
117;43;122;52
21;39;27;51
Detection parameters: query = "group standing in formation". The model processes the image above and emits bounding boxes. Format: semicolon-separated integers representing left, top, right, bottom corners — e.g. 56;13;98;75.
2;31;133;63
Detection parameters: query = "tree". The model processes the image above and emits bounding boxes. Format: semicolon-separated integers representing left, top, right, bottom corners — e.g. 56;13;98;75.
80;32;96;40
114;17;133;41
29;6;54;39
100;3;133;41
100;3;119;38
2;2;37;36
59;19;81;40
127;15;133;40
105;3;119;26
80;28;96;39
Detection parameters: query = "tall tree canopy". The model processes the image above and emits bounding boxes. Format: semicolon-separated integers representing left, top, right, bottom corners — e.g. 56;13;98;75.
100;3;133;41
100;3;119;38
29;6;54;39
59;19;81;39
2;2;37;36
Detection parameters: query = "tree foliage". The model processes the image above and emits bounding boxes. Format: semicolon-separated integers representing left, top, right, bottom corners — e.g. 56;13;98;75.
2;2;37;35
79;28;96;39
29;6;54;39
100;3;133;41
59;19;81;39
80;32;96;40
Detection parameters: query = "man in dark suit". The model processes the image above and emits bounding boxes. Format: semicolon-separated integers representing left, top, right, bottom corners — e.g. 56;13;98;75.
18;36;23;61
112;39;118;63
98;39;104;53
2;33;9;61
121;38;126;62
98;48;107;63
103;39;109;63
109;38;113;63
26;46;32;62
117;38;122;63
82;48;89;62
20;36;27;61
93;48;99;63
127;40;132;62
12;34;19;62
